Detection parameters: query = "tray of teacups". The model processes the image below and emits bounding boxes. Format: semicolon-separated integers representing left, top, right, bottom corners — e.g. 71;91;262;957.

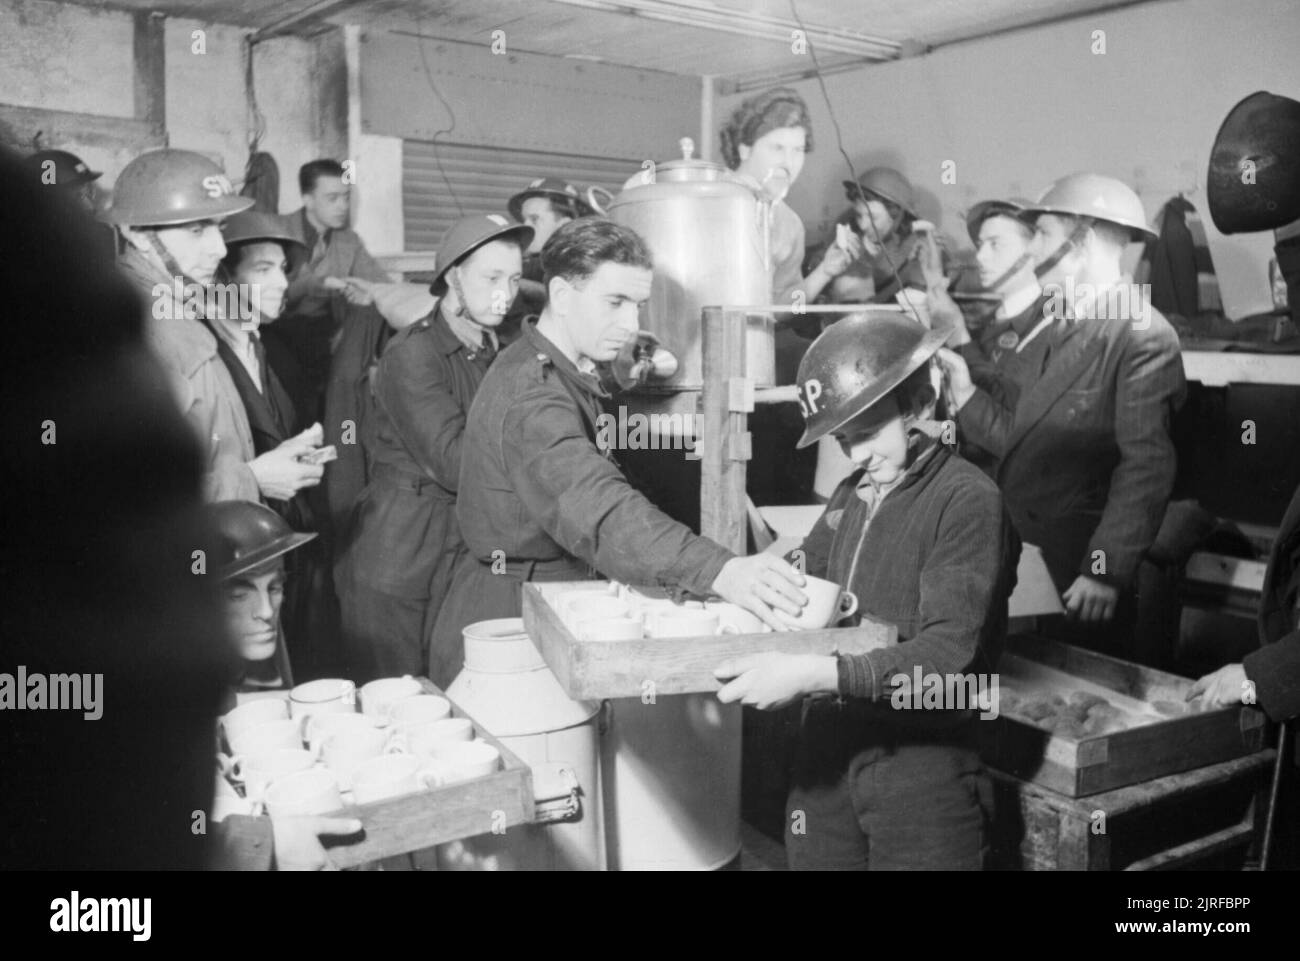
216;675;534;868
521;579;897;700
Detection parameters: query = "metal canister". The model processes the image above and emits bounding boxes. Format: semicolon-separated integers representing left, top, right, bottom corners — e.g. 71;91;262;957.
604;142;776;388
441;619;605;871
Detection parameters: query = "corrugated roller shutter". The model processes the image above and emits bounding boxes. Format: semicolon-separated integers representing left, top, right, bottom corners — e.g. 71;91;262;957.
403;141;639;251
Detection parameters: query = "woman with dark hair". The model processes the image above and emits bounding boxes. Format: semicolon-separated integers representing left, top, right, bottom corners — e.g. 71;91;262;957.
719;87;859;308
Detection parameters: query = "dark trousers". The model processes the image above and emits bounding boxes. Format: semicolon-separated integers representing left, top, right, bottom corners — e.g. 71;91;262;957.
338;582;430;684
785;740;992;870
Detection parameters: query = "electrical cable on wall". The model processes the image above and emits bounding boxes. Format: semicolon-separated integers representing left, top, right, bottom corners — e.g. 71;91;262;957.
413;8;463;216
786;0;924;330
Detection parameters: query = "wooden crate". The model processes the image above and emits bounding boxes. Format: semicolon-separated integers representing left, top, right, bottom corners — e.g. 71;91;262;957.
980;635;1267;797
325;679;534;869
522;582;897;700
989;751;1275;870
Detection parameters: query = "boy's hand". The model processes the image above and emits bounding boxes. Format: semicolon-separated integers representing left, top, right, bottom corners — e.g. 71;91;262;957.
714;653;837;710
711;554;807;631
1062;575;1119;622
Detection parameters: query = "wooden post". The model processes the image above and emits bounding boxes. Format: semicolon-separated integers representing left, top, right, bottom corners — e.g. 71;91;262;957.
699;307;750;553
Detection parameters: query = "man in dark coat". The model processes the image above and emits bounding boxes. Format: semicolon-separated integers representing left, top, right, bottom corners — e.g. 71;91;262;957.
939;174;1186;651
335;215;532;685
213;211;340;679
429;218;810;679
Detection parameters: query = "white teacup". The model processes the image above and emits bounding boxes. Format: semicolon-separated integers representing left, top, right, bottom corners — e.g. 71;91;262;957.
559;594;631;628
228;718;306;757
705;601;772;635
777;575;858;630
574;615;643;642
228;748;318;801
289;678;357;720
400;718;475;757
388;695;452;730
261;770;344;818
351;754;442;805
644;609;738;639
360;676;423;720
320;726;394;791
428;740;500;784
305;711;386;753
222;698;289;744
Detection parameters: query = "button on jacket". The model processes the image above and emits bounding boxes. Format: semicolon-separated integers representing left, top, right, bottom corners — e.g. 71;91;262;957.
956;305;1186;593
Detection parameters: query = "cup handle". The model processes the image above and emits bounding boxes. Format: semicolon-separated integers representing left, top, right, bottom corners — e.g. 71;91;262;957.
221;754;246;781
838;590;859;621
248;798;266;817
417;766;444;790
296;713;314;742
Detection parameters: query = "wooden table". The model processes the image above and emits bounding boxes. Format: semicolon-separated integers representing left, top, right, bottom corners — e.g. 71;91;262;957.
989;750;1276;870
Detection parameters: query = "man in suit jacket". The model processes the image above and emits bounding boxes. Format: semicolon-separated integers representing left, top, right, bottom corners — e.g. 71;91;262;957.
939;174;1186;647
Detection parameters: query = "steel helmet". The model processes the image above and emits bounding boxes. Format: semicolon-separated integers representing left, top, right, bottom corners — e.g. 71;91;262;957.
220;210;307;272
206;500;316;581
103;149;253;227
1021;173;1155;242
431;213;533;295
965;197;1034;243
25;149;101;187
508;177;596;222
1207;91;1300;235
794;309;950;449
843;167;918;218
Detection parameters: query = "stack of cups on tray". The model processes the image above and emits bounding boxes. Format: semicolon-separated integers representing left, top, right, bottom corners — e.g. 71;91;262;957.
215;675;502;818
549;578;859;642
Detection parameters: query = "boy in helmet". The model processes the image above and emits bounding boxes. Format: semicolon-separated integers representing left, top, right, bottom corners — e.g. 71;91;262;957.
716;311;1020;870
336;214;532;685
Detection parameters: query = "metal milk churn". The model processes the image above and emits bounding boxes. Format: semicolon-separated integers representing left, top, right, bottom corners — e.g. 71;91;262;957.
440;619;605;871
601;138;776;389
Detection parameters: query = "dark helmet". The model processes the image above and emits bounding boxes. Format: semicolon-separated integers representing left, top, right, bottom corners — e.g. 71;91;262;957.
965;198;1034;244
431;213;533;295
843;167;918;218
26;149;102;187
220;210;307;273
507;177;595;222
795;310;949;449
207;501;315;581
104;149;253;227
1208;91;1300;235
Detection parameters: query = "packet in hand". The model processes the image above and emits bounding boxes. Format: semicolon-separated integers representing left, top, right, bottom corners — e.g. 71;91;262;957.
298;445;338;466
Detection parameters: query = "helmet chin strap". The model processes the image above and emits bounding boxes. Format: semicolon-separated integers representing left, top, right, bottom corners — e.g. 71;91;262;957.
142;229;189;283
1032;218;1094;285
448;266;488;329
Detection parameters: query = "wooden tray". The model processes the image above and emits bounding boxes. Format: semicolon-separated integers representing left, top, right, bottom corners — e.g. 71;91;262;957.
521;581;897;700
979;635;1267;798
325;679;533;868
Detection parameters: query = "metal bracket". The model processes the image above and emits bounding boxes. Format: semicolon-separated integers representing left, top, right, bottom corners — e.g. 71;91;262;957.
727;377;755;413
